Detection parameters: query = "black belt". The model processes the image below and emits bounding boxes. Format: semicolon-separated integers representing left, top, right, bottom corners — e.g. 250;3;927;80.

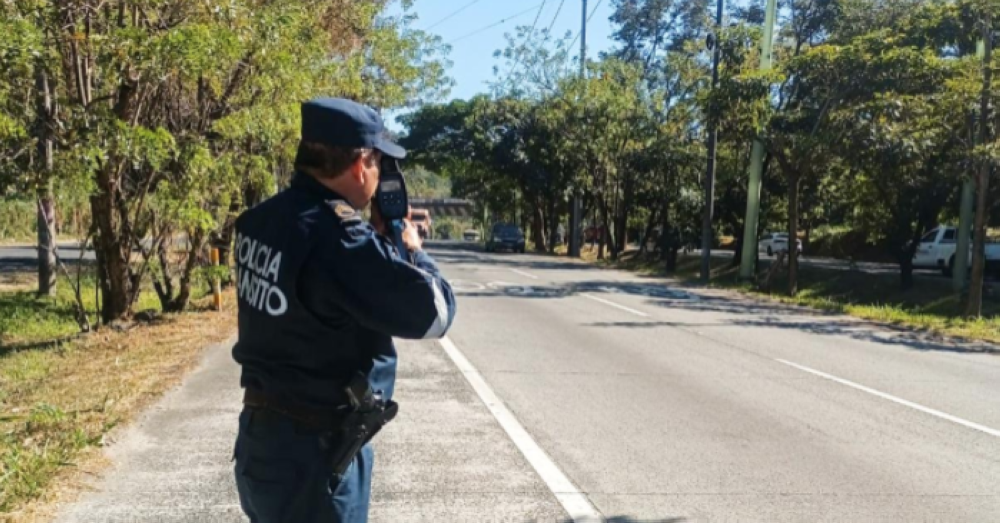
242;388;346;431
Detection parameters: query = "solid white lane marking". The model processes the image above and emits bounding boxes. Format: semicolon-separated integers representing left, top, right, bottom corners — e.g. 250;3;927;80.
510;268;539;279
580;293;649;317
438;337;603;522
775;358;1000;438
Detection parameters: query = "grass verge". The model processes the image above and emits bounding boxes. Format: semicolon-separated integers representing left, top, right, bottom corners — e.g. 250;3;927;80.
584;248;1000;345
0;270;237;521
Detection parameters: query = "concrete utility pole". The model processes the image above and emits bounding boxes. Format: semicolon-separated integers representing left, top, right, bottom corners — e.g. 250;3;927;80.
700;0;724;282
738;0;778;280
966;16;992;318
568;0;587;258
953;39;983;292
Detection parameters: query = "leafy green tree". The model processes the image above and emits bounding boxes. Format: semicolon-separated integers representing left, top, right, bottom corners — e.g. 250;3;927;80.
0;0;451;323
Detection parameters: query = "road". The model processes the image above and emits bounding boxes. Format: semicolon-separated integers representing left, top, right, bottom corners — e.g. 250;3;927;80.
435;242;1000;522
0;241;94;269
48;241;1000;522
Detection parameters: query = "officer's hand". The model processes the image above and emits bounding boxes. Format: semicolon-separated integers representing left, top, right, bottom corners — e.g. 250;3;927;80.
401;219;422;252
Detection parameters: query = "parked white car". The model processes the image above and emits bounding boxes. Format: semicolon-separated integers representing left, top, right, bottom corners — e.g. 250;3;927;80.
463;229;481;242
758;232;802;256
912;225;1000;276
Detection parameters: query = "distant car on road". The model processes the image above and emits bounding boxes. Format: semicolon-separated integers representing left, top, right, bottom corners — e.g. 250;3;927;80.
486;223;526;253
759;232;802;257
463;229;481;242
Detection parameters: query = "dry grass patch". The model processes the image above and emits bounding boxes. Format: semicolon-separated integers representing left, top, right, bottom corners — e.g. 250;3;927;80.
1;287;237;522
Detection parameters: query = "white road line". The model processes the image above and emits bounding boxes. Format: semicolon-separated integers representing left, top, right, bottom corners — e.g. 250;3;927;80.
438;337;603;523
510;268;539;279
580;293;649;317
775;358;1000;438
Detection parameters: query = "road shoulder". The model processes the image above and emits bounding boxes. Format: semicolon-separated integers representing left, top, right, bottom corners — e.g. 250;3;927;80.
49;337;567;522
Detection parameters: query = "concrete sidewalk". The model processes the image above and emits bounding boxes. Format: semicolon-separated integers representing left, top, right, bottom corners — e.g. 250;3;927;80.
53;338;566;523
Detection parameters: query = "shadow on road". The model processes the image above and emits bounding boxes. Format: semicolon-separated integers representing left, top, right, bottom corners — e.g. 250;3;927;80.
429;241;596;272
725;316;1000;355
437;243;998;356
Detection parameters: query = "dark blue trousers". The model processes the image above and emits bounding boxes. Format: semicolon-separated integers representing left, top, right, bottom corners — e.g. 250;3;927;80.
234;408;373;523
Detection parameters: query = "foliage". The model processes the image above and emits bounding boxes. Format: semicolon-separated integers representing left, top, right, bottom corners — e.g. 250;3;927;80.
0;0;451;320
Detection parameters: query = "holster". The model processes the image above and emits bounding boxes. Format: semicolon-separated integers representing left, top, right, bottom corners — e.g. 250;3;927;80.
328;373;399;479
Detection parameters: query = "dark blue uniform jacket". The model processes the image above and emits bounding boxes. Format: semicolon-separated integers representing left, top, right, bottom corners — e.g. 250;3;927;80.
232;172;456;407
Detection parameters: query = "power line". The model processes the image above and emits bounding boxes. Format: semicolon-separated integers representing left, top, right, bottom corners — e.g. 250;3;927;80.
447;3;547;45
568;0;603;51
547;0;567;34
528;0;549;34
515;0;548;58
425;0;486;31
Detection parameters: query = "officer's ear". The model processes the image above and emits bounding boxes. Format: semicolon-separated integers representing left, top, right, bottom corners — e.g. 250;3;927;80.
347;153;369;184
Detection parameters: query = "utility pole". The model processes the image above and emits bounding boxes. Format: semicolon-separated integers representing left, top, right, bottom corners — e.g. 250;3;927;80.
568;0;587;258
738;0;779;280
954;39;982;292
967;15;992;317
700;0;724;282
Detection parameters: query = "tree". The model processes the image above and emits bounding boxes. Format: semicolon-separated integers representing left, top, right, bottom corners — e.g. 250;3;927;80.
0;0;452;324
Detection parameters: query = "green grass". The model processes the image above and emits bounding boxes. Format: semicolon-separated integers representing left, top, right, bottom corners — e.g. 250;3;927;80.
0;273;160;347
598;250;1000;344
0;267;232;519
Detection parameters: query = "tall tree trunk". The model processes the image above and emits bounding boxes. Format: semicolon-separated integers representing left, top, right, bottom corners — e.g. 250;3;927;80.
35;67;56;297
547;196;558;253
616;174;634;256
91;65;141;323
166;229;207;312
598;196;610;260
899;251;915;291
731;226;744;268
639;209;658;255
91;175;132;323
787;173;801;297
215;199;241;287
897;224;925;291
153;231;175;309
659;186;671;262
532;204;546;253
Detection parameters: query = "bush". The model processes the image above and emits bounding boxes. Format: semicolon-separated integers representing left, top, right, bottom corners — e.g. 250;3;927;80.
0;199;36;241
433;217;472;240
0;198;91;242
808;226;894;263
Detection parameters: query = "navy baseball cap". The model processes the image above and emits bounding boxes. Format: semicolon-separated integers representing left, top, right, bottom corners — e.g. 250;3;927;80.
300;98;406;159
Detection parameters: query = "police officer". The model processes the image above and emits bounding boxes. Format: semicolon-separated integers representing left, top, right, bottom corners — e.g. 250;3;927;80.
231;97;457;523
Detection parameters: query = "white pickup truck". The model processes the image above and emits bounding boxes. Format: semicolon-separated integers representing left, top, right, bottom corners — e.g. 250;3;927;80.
912;226;1000;276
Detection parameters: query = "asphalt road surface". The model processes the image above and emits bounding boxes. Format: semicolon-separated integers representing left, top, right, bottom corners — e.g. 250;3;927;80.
435;241;1000;522
48;241;1000;523
0;241;94;271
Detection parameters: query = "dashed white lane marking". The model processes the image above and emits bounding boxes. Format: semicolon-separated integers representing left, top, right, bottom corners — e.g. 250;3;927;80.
438;337;603;522
775;358;1000;438
510;268;539;279
580;293;649;317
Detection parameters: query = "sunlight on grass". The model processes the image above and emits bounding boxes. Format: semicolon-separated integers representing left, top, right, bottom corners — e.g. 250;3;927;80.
0;263;236;518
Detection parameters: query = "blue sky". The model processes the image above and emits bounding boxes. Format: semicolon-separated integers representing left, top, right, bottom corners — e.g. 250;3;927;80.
386;0;619;129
